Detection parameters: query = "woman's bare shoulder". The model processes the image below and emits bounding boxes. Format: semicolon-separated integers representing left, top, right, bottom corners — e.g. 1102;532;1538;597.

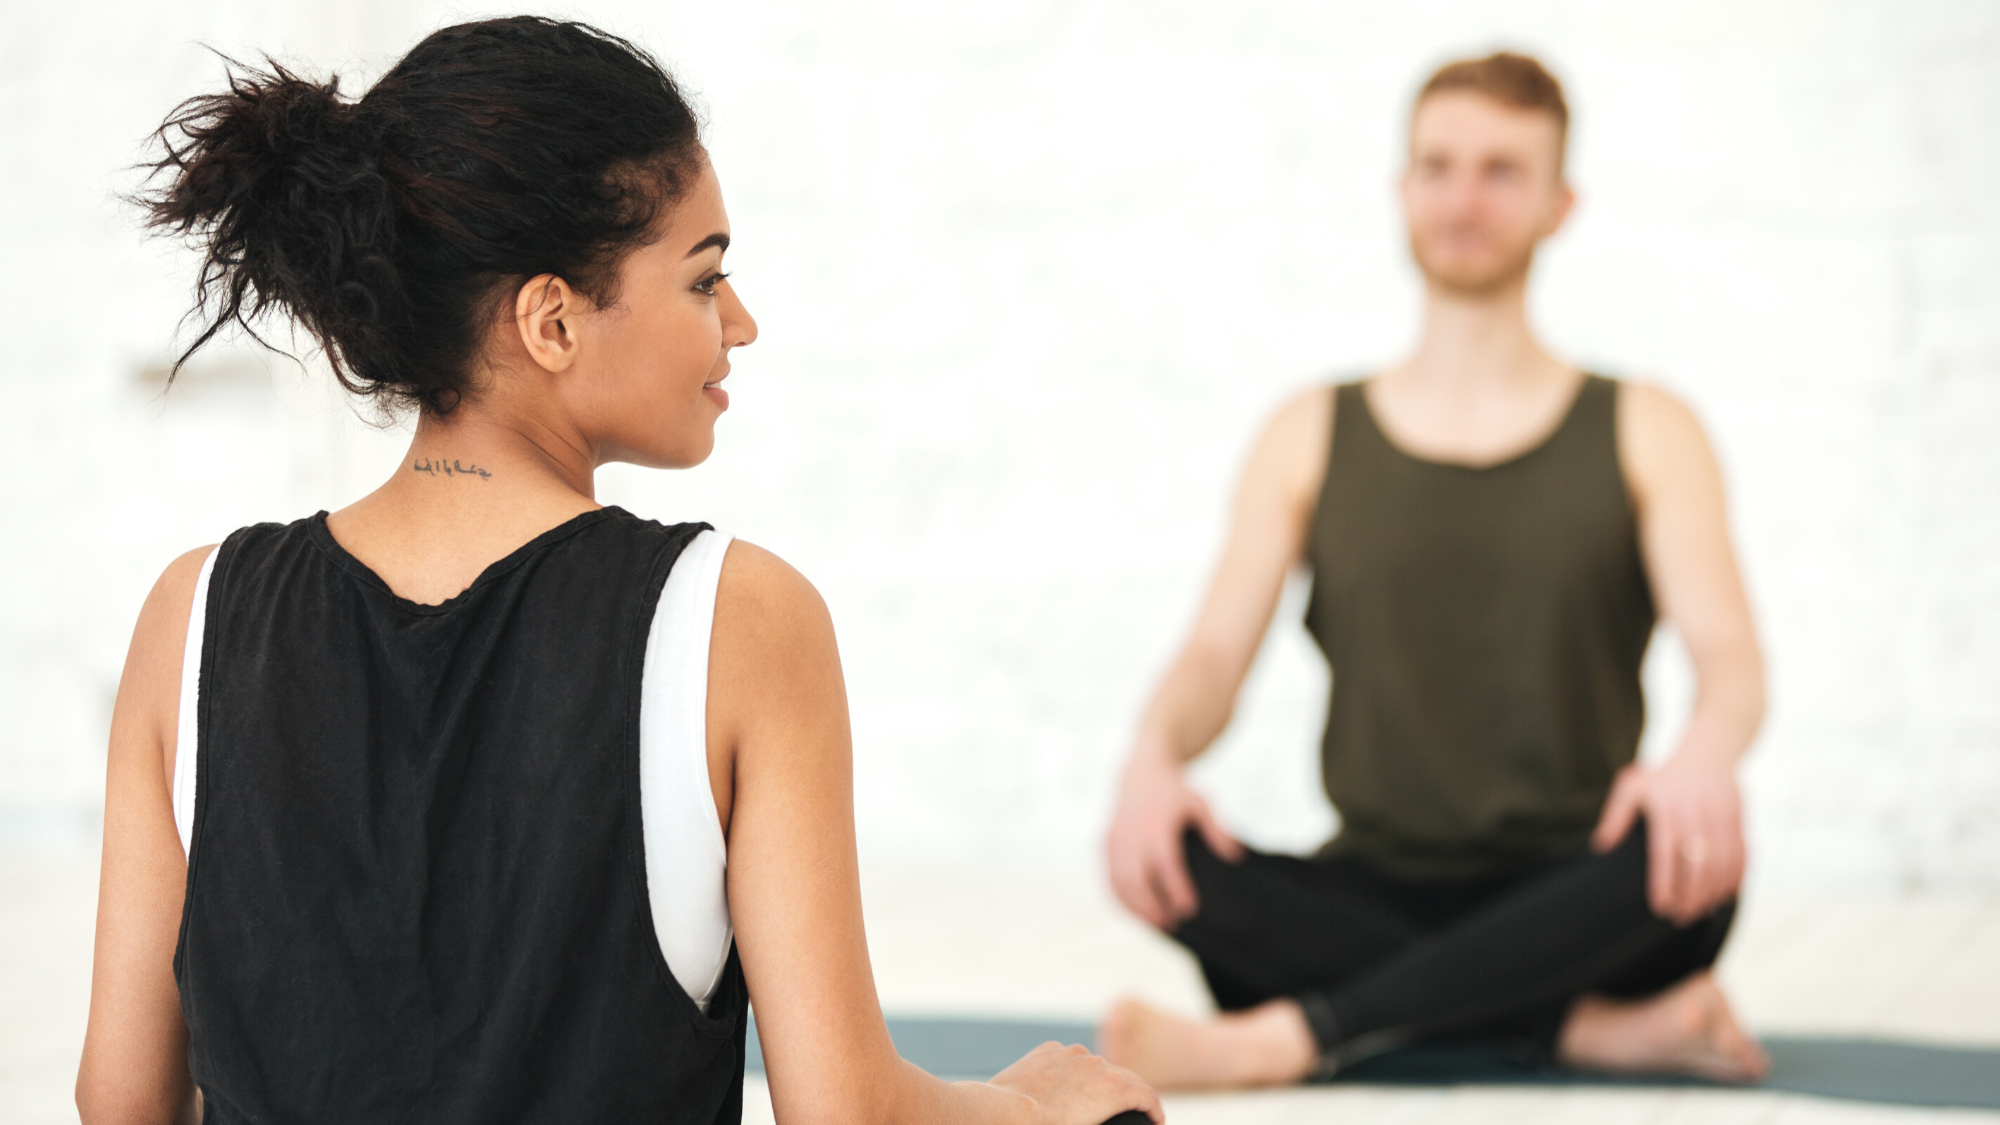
134;545;219;662
710;539;841;693
714;540;831;632
119;545;220;785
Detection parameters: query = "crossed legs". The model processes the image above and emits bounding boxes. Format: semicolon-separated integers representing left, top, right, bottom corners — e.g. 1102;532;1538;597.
1100;826;1767;1088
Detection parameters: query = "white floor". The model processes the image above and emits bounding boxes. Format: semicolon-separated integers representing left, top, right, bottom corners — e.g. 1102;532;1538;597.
7;848;1997;1124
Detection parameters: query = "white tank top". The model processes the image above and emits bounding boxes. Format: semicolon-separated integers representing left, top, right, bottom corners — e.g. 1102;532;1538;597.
172;528;736;1011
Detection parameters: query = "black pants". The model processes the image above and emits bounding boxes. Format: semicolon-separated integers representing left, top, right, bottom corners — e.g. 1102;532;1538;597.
1170;823;1734;1073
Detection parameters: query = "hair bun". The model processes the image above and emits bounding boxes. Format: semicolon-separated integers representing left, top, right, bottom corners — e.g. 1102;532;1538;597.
138;58;401;398
139;19;705;415
227;65;367;162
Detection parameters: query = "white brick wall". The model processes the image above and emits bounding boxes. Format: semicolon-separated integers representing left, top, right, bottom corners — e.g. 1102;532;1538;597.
2;1;1994;891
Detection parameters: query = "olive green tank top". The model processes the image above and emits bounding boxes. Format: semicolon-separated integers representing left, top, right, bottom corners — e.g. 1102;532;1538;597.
1303;375;1655;880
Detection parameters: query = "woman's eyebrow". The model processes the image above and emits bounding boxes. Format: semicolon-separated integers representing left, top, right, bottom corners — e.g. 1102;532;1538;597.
684;232;730;258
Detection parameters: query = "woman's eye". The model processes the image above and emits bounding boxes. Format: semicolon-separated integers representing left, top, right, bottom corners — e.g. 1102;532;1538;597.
696;271;729;296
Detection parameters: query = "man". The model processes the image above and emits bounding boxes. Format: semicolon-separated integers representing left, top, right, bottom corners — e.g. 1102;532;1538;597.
1098;52;1770;1089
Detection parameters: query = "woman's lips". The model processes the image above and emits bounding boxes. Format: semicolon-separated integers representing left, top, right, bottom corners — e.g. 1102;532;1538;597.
703;383;729;410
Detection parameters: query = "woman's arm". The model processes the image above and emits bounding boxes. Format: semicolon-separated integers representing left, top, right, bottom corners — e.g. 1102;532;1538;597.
710;542;1160;1125
77;546;215;1125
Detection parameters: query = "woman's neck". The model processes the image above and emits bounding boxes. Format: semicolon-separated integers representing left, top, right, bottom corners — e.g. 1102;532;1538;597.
325;404;604;605
403;407;599;497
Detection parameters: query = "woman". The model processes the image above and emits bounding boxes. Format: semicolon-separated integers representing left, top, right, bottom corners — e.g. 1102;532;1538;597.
75;17;1161;1125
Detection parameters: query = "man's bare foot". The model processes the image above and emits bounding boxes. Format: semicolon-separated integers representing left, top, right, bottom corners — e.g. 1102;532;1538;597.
1557;971;1771;1082
1097;997;1317;1090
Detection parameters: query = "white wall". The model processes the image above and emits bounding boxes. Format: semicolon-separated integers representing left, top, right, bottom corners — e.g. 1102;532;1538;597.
2;1;1994;892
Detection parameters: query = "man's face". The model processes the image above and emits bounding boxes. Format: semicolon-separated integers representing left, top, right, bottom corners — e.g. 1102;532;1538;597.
1400;91;1573;296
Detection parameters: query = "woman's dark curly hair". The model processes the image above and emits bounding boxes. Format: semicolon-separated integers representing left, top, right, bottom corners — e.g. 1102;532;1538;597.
137;16;705;414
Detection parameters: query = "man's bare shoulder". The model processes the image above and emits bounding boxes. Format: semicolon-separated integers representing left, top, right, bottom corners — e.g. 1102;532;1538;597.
1618;380;1715;450
1266;383;1336;442
1615;380;1723;502
1618;379;1703;429
1245;384;1336;506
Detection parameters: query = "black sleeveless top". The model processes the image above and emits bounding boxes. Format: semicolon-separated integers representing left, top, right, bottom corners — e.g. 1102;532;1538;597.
175;508;748;1124
1303;376;1656;880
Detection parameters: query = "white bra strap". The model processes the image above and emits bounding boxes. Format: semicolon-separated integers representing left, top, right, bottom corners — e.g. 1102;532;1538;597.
639;529;735;1010
175;548;219;858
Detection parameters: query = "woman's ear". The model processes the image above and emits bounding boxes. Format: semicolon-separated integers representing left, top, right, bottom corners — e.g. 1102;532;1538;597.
514;274;583;373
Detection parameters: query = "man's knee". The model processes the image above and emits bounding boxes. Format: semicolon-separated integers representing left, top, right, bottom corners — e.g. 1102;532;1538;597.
1592;819;1736;933
1584;821;1740;998
1595;897;1736;1000
1586;815;1654;906
1175;826;1232;922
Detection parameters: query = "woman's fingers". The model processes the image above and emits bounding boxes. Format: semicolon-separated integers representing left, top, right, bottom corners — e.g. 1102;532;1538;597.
991;1042;1163;1125
1086;1054;1164;1125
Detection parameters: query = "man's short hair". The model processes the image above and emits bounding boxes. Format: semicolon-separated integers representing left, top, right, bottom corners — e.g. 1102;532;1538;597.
1415;51;1569;170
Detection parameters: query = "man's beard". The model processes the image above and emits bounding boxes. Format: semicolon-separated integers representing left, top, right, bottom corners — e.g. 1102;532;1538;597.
1409;227;1538;297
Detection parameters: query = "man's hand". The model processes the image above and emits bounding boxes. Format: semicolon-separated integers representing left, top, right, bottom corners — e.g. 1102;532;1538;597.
1591;753;1746;926
1105;749;1243;930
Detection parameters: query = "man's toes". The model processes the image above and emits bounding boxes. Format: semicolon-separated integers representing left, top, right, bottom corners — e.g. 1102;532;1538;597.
1689;986;1769;1082
1712;1023;1770;1082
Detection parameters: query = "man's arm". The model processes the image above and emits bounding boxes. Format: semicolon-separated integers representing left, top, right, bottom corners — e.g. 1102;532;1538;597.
1105;386;1332;929
1595;383;1766;924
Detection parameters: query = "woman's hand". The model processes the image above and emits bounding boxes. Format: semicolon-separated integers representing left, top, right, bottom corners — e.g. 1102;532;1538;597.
1105;749;1242;930
988;1042;1163;1125
1591;753;1747;926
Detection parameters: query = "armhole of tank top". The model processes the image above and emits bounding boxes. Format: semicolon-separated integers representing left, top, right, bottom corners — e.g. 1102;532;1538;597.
638;528;735;1013
174;547;220;858
1305;382;1355;567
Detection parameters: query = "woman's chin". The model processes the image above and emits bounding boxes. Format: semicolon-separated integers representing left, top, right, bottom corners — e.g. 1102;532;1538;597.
616;429;717;472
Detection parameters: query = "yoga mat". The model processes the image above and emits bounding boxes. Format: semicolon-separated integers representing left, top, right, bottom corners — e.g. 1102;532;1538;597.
743;1015;2000;1111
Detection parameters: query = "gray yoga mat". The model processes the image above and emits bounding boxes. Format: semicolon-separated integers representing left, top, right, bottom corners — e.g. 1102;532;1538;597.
743;1015;2000;1110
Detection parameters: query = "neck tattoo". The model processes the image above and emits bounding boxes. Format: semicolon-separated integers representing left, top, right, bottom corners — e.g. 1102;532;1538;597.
411;457;493;480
